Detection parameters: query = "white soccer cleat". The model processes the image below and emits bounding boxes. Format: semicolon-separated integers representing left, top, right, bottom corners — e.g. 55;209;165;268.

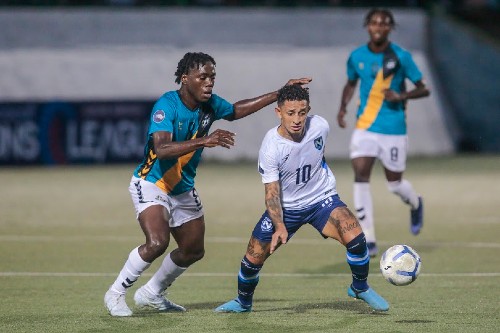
134;286;186;312
104;289;132;317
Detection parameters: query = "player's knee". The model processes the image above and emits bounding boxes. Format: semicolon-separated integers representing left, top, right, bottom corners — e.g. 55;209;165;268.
346;232;367;256
387;180;402;194
353;165;372;181
354;175;370;182
191;248;205;262
144;237;170;259
333;206;354;219
182;248;205;266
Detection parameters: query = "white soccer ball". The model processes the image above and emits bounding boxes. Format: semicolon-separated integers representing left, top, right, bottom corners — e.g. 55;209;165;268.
379;244;421;286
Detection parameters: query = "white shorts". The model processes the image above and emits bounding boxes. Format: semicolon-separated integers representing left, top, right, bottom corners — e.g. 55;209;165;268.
129;176;204;228
349;129;408;172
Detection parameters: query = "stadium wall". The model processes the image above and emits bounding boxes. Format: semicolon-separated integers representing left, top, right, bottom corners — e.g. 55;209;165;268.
0;8;454;165
429;14;500;153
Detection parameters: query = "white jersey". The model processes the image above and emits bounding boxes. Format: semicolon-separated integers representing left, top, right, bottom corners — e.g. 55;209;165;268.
258;115;338;210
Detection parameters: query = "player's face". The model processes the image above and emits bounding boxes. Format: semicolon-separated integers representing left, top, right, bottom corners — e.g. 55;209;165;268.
367;13;392;45
182;62;216;105
276;100;310;141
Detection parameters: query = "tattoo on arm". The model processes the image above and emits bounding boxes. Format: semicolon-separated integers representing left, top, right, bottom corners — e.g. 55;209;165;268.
265;182;284;229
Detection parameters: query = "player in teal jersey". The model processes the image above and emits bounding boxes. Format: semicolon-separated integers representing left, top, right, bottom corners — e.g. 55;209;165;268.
104;51;311;317
336;9;430;257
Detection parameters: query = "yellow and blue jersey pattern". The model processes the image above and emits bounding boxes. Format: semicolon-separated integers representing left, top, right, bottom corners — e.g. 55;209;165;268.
134;91;233;195
347;43;423;135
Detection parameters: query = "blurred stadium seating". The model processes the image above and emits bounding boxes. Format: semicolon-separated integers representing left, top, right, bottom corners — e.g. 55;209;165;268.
0;1;498;166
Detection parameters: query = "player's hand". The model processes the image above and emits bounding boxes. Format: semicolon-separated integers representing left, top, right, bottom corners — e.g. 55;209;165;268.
270;225;288;254
383;89;406;102
337;108;347;128
285;77;312;87
204;129;235;149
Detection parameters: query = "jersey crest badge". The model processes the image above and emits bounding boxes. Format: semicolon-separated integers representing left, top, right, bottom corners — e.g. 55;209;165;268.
383;45;400;79
314;137;323;150
196;103;215;138
153;109;165;123
386;59;396;70
260;217;273;232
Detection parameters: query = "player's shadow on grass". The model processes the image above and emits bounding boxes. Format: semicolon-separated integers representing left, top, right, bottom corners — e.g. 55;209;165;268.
257;299;388;315
132;309;187;317
294;261;378;275
191;299;387;315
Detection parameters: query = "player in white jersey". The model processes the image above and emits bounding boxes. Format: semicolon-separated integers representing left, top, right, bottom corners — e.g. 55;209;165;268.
215;84;389;313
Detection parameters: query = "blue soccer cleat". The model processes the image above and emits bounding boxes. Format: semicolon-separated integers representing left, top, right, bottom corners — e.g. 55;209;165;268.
410;196;424;235
348;285;389;311
214;299;252;313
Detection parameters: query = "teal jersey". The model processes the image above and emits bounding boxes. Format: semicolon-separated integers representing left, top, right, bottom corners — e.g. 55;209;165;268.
346;43;423;135
133;91;234;195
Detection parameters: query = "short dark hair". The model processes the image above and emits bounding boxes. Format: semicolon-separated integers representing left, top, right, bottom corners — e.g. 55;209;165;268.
174;52;216;84
277;85;309;106
364;8;396;27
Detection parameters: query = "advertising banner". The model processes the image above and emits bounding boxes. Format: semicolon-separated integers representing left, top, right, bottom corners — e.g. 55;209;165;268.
0;101;152;165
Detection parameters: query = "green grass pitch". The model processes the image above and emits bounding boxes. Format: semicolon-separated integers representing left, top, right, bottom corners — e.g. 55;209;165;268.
0;155;499;332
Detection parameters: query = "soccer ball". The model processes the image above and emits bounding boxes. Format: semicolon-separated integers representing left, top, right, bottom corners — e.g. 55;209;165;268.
379;244;421;286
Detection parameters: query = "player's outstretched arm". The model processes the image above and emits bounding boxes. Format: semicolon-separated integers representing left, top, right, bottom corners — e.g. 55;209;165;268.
203;129;236;148
384;80;430;102
228;77;312;121
337;79;357;129
264;181;288;254
152;129;235;159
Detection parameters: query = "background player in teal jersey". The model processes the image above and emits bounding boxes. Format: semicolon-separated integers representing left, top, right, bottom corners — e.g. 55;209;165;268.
336;9;430;257
104;51;311;317
215;84;388;313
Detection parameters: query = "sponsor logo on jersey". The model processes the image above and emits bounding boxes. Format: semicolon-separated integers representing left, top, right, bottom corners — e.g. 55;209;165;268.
314;136;323;150
321;196;333;208
153;109;165;123
260;217;273;232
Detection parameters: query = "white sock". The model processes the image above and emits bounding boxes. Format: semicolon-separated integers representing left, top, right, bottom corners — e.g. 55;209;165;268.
144;253;187;295
353;182;376;243
387;180;419;210
110;246;151;295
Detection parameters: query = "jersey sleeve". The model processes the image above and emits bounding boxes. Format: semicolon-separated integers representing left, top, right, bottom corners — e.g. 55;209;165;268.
346;53;359;81
402;51;423;84
316;115;330;140
258;133;280;184
210;94;234;120
148;96;176;134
